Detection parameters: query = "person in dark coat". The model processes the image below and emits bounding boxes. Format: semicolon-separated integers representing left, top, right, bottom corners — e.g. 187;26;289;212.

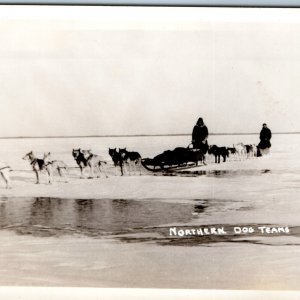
257;123;272;156
192;117;209;154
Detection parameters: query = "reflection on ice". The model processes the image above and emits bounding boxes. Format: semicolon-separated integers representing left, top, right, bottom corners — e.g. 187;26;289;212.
0;197;298;247
0;197;193;237
163;169;272;177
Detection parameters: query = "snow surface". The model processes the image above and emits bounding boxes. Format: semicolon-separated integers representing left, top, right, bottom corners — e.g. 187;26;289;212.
0;134;299;289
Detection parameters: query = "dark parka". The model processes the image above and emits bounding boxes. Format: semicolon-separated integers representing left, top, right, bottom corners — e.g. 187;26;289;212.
192;123;209;153
258;126;272;149
260;127;272;141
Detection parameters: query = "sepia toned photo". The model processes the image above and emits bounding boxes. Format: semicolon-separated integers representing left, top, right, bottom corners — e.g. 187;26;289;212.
0;5;300;295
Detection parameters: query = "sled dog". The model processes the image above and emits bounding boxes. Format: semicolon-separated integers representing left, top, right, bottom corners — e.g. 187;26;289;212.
43;152;68;182
119;148;142;175
81;149;107;178
108;148;124;176
23;151;52;184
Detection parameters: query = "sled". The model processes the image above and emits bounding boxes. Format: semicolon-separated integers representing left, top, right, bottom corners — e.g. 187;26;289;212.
141;147;204;172
257;140;271;157
257;147;270;156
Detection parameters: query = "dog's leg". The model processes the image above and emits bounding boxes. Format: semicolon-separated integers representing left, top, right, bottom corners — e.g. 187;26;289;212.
138;159;142;175
130;161;134;175
96;163;101;178
95;161;103;178
62;168;68;183
123;161;127;175
57;168;62;181
100;162;108;178
0;171;10;189
0;172;5;188
58;167;68;183
131;161;134;175
120;161;123;176
126;161;131;176
136;160;140;175
80;165;85;179
5;171;11;189
123;160;130;175
114;163;118;176
92;163;95;178
88;163;94;179
46;167;52;184
34;169;40;184
122;162;126;176
133;160;137;175
98;162;107;178
128;161;132;175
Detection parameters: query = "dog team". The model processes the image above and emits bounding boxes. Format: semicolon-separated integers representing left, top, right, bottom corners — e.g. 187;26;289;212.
0;147;142;188
0;142;260;188
26;148;141;184
207;143;258;164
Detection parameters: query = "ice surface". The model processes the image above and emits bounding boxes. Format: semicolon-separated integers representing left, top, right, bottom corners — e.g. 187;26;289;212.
0;134;299;289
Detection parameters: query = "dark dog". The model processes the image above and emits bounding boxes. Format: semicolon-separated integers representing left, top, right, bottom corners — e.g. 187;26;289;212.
227;147;236;155
227;147;236;160
72;148;88;178
208;145;229;163
119;148;141;162
119;148;142;175
244;144;257;158
108;148;124;176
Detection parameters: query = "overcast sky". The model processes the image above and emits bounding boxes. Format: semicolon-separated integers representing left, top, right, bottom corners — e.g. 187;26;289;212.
1;6;300;137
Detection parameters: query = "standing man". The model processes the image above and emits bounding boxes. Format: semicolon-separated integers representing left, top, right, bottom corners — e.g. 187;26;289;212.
192;117;209;155
257;123;272;156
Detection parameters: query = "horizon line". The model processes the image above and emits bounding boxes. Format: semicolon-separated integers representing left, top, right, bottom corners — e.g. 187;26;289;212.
0;132;298;139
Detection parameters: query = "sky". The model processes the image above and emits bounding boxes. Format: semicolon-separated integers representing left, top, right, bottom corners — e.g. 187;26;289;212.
1;6;300;137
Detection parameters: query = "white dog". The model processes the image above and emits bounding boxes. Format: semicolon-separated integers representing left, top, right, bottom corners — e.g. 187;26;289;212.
43;152;68;182
82;150;107;178
234;143;246;160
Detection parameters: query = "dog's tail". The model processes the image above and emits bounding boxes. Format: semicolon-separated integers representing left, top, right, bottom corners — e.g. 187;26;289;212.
61;161;68;169
51;160;69;170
